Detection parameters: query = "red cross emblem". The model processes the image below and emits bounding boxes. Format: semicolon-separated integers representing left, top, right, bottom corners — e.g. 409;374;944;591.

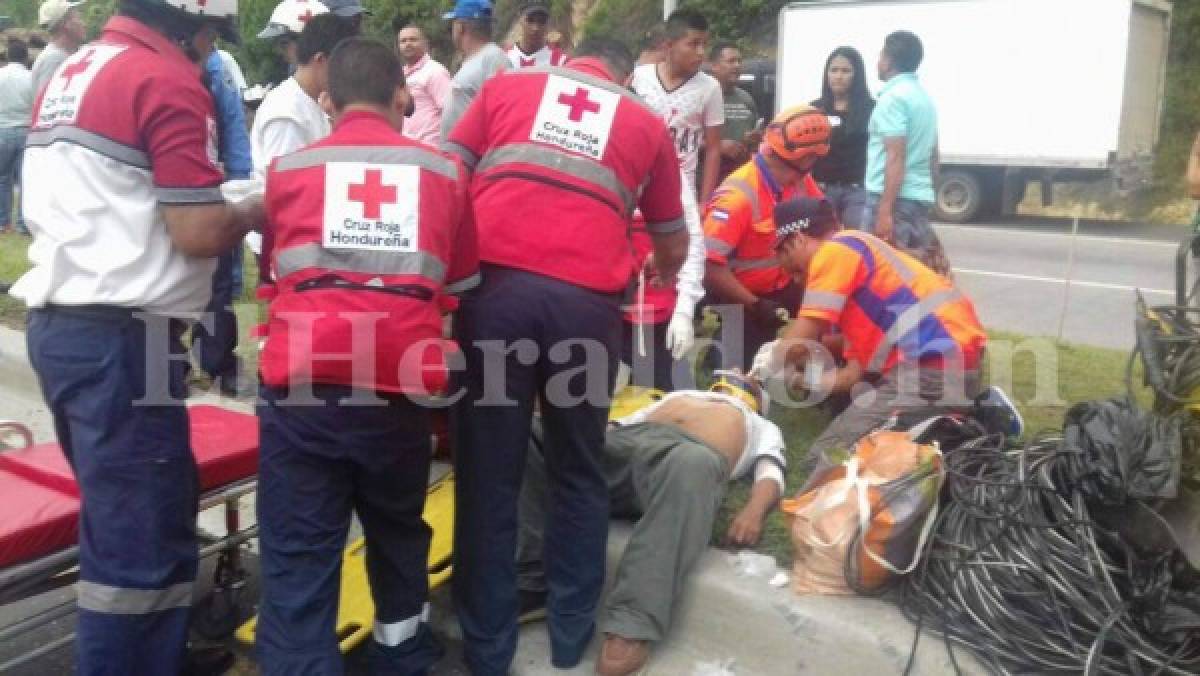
60;49;96;90
347;169;398;220
557;87;601;123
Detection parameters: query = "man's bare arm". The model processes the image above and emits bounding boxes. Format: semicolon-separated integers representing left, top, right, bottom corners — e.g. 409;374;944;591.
705;261;757;307
725;478;782;547
163;197;263;259
877;137;908;242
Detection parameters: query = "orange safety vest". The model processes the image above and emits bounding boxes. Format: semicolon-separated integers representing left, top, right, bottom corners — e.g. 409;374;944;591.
259;112;479;396
703;154;822;295
798;231;986;374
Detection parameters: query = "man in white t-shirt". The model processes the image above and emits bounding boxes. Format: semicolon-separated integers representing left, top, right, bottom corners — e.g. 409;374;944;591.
630;8;723;202
249;14;356;260
506;1;566;69
623;8;722;390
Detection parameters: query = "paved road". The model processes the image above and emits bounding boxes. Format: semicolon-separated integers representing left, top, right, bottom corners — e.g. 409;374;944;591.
937;219;1190;350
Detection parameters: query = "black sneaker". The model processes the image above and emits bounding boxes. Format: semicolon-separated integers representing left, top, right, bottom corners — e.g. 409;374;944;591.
518;589;547;624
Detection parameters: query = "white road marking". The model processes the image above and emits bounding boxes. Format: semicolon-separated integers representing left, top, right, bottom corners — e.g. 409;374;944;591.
953;267;1174;296
935;223;1183;249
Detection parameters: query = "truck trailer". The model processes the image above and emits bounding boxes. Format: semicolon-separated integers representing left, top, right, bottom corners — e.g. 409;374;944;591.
776;0;1172;222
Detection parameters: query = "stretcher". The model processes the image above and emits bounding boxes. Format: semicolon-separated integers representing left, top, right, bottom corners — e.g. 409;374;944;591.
234;472;456;653
0;405;260;672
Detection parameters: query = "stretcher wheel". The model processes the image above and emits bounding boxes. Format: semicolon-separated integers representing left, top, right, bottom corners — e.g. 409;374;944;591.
193;551;250;640
193;587;247;640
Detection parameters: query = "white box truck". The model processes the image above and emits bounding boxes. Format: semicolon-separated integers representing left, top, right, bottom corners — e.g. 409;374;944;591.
776;0;1172;222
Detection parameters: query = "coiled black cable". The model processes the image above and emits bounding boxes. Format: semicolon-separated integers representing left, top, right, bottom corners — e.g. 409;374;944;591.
899;435;1200;676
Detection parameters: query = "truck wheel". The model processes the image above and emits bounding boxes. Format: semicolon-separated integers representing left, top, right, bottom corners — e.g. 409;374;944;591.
934;170;983;223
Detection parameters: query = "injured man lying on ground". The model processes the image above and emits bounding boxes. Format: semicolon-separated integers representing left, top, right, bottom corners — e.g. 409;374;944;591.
516;372;787;676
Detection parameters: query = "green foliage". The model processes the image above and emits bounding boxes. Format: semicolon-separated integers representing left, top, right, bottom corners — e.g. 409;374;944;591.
1156;0;1200;187
579;0;659;51
0;0;39;28
677;0;789;48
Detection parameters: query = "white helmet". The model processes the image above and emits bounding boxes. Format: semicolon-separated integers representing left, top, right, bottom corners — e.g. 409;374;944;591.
258;0;329;39
146;0;241;44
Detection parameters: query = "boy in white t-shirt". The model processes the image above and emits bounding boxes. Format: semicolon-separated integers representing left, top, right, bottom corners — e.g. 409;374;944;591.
629;8;724;201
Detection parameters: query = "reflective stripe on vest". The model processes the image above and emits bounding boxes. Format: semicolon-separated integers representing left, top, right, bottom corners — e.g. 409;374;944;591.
276;145;459;181
76;580;193;615
722;175;763;222
803;289;847;314
444;141;479;170
276;243;447;282
720;174;772;272
706;237;734;257
729;258;779;271
476;142;635;217
840;232;966;373
27;126;151;169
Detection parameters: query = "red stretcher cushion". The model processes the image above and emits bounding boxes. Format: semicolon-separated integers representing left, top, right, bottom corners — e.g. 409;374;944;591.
0;405;258;570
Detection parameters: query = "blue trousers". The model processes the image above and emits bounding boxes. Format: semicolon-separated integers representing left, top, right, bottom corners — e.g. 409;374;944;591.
190;249;240;381
452;265;619;674
26;306;197;675
862;192;936;251
256;384;442;676
819;182;869;229
0;126;27;230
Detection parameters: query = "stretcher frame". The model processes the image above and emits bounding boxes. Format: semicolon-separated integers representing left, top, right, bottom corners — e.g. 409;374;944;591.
0;421;260;673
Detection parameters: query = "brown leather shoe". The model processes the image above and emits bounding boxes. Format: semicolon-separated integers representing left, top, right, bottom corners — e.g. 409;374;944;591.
595;634;650;676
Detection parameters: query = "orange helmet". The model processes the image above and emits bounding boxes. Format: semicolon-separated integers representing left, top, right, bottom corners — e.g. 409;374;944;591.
762;105;832;166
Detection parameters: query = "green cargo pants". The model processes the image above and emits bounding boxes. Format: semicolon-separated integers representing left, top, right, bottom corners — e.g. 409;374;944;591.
517;420;729;642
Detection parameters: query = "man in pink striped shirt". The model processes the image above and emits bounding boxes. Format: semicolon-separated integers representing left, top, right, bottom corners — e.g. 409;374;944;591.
396;21;451;146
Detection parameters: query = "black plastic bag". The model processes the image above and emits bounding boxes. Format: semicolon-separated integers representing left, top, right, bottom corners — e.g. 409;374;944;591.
1061;399;1182;504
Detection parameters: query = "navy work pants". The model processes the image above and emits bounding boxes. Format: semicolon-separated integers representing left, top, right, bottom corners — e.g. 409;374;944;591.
452;265;619;674
26;306;197;675
256;384;441;675
190;249;240;382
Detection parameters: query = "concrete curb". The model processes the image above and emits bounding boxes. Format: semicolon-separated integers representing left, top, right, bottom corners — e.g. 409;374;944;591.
488;525;984;675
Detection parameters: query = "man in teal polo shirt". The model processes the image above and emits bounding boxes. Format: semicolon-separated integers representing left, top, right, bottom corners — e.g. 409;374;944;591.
864;30;948;274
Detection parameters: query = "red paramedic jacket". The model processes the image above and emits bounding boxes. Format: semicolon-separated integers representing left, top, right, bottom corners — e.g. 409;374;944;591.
445;59;685;294
260;111;479;396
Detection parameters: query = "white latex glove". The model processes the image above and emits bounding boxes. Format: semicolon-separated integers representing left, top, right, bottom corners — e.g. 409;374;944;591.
749;340;786;380
220;178;264;203
665;312;695;360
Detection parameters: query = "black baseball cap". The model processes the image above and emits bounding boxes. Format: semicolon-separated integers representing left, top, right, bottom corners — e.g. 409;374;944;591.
773;198;838;248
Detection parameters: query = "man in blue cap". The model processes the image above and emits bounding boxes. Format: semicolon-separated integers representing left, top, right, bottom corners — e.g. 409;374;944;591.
440;0;507;142
319;0;367;32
